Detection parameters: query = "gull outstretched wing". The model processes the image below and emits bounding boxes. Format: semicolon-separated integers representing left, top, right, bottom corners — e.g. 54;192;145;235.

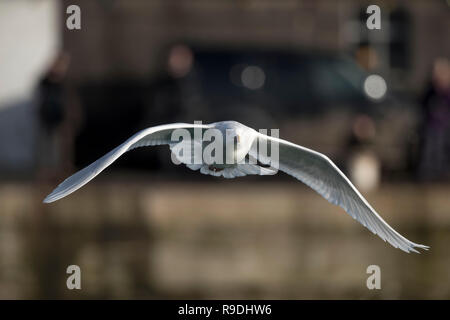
43;123;210;203
251;133;429;253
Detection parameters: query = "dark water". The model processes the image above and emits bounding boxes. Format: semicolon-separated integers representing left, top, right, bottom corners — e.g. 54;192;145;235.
0;181;448;299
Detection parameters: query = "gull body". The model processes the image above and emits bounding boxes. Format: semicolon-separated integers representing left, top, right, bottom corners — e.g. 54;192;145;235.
44;121;429;253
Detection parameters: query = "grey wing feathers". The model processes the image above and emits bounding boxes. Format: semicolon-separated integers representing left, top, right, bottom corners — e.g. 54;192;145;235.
43;123;209;203
253;134;429;253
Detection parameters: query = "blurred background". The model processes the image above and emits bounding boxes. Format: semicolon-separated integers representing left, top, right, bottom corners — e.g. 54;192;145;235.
0;0;449;299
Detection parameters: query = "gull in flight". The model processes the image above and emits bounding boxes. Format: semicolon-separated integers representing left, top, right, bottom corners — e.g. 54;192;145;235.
44;121;429;253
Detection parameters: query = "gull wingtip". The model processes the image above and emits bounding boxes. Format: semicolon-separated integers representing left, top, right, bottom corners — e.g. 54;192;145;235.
43;192;58;203
409;243;430;254
43;195;53;203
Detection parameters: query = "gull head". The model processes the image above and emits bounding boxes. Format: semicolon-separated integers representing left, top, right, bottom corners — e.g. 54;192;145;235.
213;121;256;164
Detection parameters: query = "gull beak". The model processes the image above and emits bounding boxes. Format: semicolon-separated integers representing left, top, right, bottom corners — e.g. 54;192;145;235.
236;135;240;143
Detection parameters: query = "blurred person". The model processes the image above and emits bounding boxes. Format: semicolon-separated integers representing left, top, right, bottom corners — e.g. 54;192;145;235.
143;44;195;125
418;57;450;181
36;51;82;181
346;114;380;192
355;44;379;71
